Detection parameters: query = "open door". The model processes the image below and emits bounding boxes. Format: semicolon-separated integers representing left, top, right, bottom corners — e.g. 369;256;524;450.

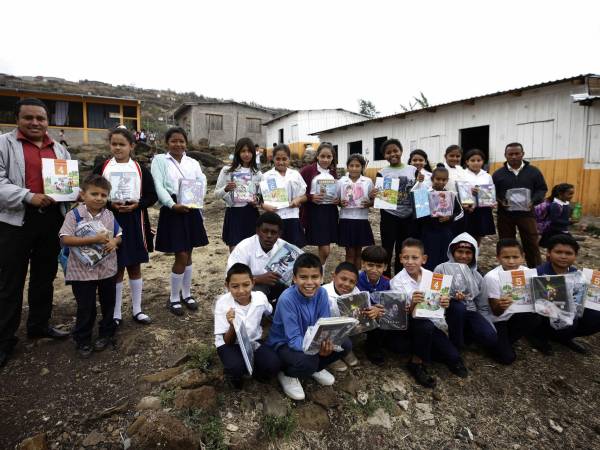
460;125;490;162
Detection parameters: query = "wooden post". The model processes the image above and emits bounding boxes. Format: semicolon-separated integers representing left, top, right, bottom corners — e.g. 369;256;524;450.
82;100;88;144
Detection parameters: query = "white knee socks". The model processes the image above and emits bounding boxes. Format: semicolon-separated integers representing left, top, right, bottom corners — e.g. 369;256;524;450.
170;272;184;303
182;265;193;298
113;281;124;320
130;278;143;316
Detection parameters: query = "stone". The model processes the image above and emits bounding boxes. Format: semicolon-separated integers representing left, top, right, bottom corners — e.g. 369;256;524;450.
381;378;407;396
226;424;239;432
549;419;563;434
40;367;50;376
164;369;211;389
174;386;217;411
526;427;539;439
367;408;393;430
357;391;369;406
308;387;339;409
415;403;435;426
402;417;411;428
82;430;106;447
168;351;190;368
141;365;186;384
129;411;201;450
338;372;360;397
398;400;409;411
17;433;49;450
296;403;330;431
127;416;147;436
136;396;162;411
263;391;289;418
432;390;443;401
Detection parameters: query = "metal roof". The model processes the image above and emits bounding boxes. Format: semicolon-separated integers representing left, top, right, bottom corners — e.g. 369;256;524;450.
0;86;140;103
263;108;368;126
311;74;600;135
173;100;274;118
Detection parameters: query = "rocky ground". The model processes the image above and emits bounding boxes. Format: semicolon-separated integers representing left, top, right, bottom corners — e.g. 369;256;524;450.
3;186;600;449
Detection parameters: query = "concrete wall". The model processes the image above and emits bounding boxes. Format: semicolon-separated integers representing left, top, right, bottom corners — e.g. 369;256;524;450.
0;125;104;146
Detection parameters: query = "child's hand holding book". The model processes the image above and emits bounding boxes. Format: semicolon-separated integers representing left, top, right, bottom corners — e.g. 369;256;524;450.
363;304;384;320
319;339;334;357
103;237;120;254
439;295;450;308
410;291;425;312
94;231;110;245
491;296;512;316
226;308;235;325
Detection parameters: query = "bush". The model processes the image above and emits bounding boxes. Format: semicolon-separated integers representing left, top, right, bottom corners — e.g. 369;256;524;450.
185;342;217;372
182;409;226;450
261;413;296;440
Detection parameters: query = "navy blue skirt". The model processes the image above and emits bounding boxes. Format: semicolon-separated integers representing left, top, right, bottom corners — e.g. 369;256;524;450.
422;221;454;271
465;207;496;237
115;209;149;268
156;206;209;253
222;205;259;246
305;203;339;246
338;219;375;247
281;218;306;248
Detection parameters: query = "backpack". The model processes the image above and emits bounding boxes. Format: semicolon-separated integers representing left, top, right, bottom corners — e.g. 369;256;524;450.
535;199;562;234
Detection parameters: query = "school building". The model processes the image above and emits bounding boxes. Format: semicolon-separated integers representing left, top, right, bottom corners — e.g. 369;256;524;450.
0;88;141;145
312;74;600;215
173;101;275;147
264;109;367;157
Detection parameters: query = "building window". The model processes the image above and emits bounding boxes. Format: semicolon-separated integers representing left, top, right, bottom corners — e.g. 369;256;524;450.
348;140;363;155
207;114;223;131
374;136;388;160
123;105;137;118
0;95;19;124
517;120;554;159
43;100;84;128
87;103;120;129
246;118;261;133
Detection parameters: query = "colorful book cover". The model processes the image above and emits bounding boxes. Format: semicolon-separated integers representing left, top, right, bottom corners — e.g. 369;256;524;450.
374;177;399;210
414;272;452;319
428;191;455;217
71;220;110;267
302;317;358;355
340;181;368;208
456;181;476;206
317;179;338;204
532;275;572;320
264;243;303;286
477;184;496;207
336;292;377;334
234;319;254;375
260;178;289;209
109;171;139;202
42;158;80;201
583;268;600;311
397;176;410;203
371;291;408;330
178;178;205;208
497;269;537;316
411;188;431;218
506;188;531;212
436;262;479;305
232;172;255;203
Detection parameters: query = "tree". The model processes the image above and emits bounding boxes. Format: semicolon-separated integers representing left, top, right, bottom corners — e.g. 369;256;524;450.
400;92;430;112
358;99;379;118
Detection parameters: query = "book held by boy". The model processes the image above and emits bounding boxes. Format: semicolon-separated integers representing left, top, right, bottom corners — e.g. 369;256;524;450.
71;220;112;267
336;292;378;335
260;177;289;209
435;262;479;305
506;188;531;212
583;268;600;311
371;291;409;330
178;178;205;208
531;275;574;323
234;319;255;375
109;171;140;203
428;191;455;217
374;176;399;210
264;243;303;286
476;184;496;207
497;268;537;318
413;272;453;319
411;188;431;219
316;179;338;204
302;317;358;355
340;181;368;209
42;158;80;201
232;172;255;203
456;181;475;206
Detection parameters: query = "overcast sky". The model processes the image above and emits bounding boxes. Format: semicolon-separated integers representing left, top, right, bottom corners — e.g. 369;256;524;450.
2;0;599;115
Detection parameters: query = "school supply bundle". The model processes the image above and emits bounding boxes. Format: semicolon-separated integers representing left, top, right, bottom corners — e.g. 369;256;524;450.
302;317;358;355
109;172;140;202
264;243;303;286
336;292;377;335
371;291;409;330
497;268;537;318
583;268;600;312
414;272;453;319
316;179;338;204
456;181;475;206
567;271;587;319
506;188;531;212
178;179;205;208
259;177;289;209
531;275;575;325
234;319;255;375
374;177;399;210
232;172;255;203
428;191;455;217
411;188;431;219
340;180;368;208
71;219;114;267
42;158;80;201
476;184;497;207
435;262;480;306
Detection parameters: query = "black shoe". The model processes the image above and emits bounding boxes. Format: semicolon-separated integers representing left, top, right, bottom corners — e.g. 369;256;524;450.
180;294;199;311
528;336;554;356
167;300;185;316
407;362;436;388
94;338;111;352
448;360;469;378
113;318;123;327
77;344;93;359
563;339;589;355
28;326;70;340
133;312;152;325
366;348;385;366
0;351;9;368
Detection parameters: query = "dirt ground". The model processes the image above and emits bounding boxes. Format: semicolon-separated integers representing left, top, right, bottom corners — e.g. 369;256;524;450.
2;195;600;449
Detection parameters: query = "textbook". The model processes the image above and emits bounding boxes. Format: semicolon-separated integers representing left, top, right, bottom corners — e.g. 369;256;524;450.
340;180;368;208
435;262;479;305
411;188;431;219
506;188;531;212
497;268;537;316
234;319;255;375
582;268;600;311
264;243;303;286
71;220;112;267
260;177;289;209
476;184;496;207
232;172;255;203
374;176;399;210
42;158;80;201
414;272;452;319
531;275;574;323
428;191;455;217
567;271;587;318
302;317;358;355
336;292;377;335
178;179;205;208
371;291;409;330
316;179;338;204
456;181;475;206
109;171;139;202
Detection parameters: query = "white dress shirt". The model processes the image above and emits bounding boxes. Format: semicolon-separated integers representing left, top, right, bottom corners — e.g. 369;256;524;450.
226;235;286;276
213;291;272;347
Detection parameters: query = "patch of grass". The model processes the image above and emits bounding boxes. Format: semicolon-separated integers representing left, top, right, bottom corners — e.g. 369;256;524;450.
185;342;217;372
261;413;297;440
182;409;226;450
158;388;177;408
345;391;396;417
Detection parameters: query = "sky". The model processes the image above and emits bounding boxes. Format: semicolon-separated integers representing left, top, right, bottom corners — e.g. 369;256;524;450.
2;0;599;116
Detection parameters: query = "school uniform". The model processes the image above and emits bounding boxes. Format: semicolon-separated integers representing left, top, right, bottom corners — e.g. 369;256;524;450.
322;281;360;317
483;264;542;364
421;190;462;270
214;291;281;383
215;166;263;246
337;175;374;248
390;269;462;366
300;163;338;246
59;205;121;346
151;153;208;253
434;233;497;350
262;167;306;248
377;165;419;275
539;199;572;248
266;285;351;379
462;169;496;238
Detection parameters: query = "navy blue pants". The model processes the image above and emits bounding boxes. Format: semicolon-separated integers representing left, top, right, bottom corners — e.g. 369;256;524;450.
366;328;411;355
409;318;461;365
492;313;541;365
543;308;600;342
445;300;498;350
71;276;116;346
217;342;281;382
254;283;287;305
277;338;352;378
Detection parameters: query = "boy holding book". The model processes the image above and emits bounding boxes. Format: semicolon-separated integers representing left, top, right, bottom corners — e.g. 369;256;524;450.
59;175;122;358
266;253;351;400
214;263;281;389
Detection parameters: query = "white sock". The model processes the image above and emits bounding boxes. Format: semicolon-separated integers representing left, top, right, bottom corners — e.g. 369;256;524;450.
182;265;193;299
130;278;143;316
113;282;123;320
170;272;184;303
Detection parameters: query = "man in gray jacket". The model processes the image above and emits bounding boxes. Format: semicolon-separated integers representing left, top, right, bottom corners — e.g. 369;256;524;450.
0;98;70;368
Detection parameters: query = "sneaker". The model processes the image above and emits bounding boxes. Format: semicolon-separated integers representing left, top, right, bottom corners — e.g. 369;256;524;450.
343;351;359;367
77;344;93;359
329;359;348;372
563;339;589;355
311;369;335;386
278;372;305;400
407;362;436;388
447;360;469;378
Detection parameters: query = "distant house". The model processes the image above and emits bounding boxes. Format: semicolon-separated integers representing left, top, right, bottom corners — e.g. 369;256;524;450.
0;87;141;145
264;109;367;157
173;101;275;147
312;74;600;215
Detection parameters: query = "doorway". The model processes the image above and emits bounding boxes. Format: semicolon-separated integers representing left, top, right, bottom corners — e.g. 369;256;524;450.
460;125;489;162
278;128;284;144
348;140;363;155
